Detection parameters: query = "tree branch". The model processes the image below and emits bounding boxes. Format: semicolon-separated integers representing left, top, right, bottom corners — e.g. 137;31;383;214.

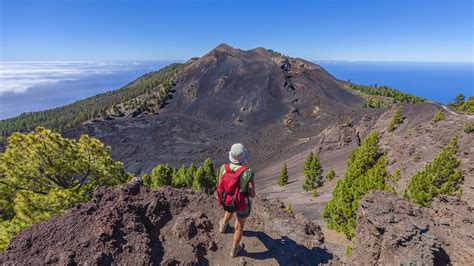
0;180;48;195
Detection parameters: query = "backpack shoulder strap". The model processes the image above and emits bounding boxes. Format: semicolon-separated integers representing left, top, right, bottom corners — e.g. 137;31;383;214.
234;165;248;177
224;164;233;174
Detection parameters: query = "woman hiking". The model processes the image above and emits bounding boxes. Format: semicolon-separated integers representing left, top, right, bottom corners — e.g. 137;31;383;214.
216;143;256;257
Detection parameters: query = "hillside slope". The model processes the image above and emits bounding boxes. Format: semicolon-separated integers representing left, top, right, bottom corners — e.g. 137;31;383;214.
352;190;474;265
58;43;472;217
62;44;374;173
1;44;473;262
0;182;334;265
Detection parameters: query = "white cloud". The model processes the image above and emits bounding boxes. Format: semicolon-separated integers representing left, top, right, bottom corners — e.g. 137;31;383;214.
0;61;128;94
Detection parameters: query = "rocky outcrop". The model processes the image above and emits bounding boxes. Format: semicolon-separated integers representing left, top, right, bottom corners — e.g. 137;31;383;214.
0;182;334;265
351;190;474;265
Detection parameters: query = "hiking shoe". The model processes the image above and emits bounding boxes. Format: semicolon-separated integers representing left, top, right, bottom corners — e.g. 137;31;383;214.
219;218;228;233
230;244;243;257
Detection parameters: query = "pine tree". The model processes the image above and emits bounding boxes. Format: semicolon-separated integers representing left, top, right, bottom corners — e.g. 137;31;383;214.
345;245;353;256
458;96;474;113
149;164;173;188
433;110;445;122
464;121;474;133
202;158;217;190
388;107;404;132
323;131;389;239
186;163;197;187
385;168;401;193
404;137;463;207
326;169;335;180
192;160;216;194
303;151;314;180
192;167;206;192
0;127;130;250
278;162;289;186
303;152;323;191
450;93;465;108
172;164;188;188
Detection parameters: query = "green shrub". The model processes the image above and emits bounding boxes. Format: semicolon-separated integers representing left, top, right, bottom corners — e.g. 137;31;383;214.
0;127;130;250
385;168;401;193
404;137;463;207
463;121;474;133
192;158;217;193
362;97;384;108
311;189;318;197
347;83;425;104
458;96;474;113
413;152;422;162
145;164;173;188
302;152;323;191
144;158;217;194
449;94;474;113
343;116;353;127
286;203;292;213
345;245;353;256
326;169;335;180
433;110;445;122
172;164;190;188
323;131;389;239
388;107;404;132
278;162;289;186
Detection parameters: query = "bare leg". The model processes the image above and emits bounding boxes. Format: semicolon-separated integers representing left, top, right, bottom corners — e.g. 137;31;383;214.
233;217;246;247
223;211;233;225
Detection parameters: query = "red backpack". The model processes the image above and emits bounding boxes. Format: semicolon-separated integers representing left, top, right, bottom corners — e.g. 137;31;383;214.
216;164;248;212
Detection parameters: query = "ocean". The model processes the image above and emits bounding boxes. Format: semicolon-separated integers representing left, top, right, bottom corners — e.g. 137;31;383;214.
317;61;473;104
0;61;472;120
0;61;175;119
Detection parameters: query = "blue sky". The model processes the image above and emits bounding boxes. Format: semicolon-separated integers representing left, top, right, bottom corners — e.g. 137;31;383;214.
1;0;473;62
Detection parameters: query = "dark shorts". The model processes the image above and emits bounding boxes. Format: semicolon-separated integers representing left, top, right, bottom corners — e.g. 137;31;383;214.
236;197;251;219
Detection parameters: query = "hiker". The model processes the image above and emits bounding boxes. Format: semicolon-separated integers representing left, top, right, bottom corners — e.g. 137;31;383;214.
216;143;256;257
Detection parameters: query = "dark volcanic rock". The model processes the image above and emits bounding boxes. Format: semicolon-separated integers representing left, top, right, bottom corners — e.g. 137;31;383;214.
64;43;367;174
0;182;334;265
351;190;474;265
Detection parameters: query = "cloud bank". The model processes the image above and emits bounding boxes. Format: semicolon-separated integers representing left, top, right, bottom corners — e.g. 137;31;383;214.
0;61;135;94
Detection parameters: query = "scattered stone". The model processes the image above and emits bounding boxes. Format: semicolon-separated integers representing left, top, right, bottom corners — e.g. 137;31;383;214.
351;190;474;265
0;184;332;265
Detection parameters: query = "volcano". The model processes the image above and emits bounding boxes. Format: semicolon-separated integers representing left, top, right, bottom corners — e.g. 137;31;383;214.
64;44;374;173
15;43;467;261
62;44;473;223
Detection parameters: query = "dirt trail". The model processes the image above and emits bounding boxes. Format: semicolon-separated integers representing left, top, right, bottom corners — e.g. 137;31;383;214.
0;182;335;265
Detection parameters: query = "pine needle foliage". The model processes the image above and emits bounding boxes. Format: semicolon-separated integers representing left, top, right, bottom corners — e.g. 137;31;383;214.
302;152;323;191
0;127;130;250
348;83;425;104
278;162;289;186
404;137;463;207
323;131;388;239
144;158;217;194
0;63;187;136
326;169;336;180
388;107;404;132
433;111;445;122
449;94;474;113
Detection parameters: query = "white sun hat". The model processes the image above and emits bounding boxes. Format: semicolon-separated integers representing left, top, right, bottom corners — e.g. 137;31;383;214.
229;143;248;164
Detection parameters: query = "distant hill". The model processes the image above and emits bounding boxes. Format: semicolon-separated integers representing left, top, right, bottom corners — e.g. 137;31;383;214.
0;44;472;210
0;63;186;136
0;44;425;136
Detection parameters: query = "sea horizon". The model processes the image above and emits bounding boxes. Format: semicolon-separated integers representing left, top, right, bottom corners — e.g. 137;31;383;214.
1;60;473;120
